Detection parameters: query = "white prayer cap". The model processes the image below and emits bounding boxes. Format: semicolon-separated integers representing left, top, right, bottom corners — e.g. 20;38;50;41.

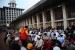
37;36;41;38
15;37;20;41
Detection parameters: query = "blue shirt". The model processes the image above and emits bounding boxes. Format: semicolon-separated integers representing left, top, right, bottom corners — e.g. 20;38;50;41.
57;37;64;44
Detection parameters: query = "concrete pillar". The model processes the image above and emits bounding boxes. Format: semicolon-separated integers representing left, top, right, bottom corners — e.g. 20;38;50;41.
26;19;28;26
23;20;25;26
13;9;14;19
25;20;26;26
11;9;12;21
29;17;31;28
42;11;46;29
62;4;67;30
36;14;40;29
50;9;55;28
19;22;22;27
32;16;35;28
22;21;23;26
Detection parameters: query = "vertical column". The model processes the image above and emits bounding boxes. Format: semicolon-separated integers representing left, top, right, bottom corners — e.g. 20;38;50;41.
42;11;46;29
18;22;20;27
19;23;21;27
26;19;28;26
62;4;67;30
32;16;35;28
13;9;14;19
36;14;40;29
23;20;25;26
11;9;12;21
0;10;1;20
25;20;26;26
19;22;21;28
21;21;22;26
6;9;8;25
50;8;55;28
29;17;31;28
21;21;23;26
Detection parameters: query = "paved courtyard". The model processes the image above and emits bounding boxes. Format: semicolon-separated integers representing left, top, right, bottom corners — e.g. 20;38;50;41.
0;32;9;50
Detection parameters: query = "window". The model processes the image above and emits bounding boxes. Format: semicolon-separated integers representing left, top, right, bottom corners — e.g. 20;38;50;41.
12;15;13;17
7;21;9;23
7;11;8;12
34;15;37;23
30;17;32;24
9;9;11;10
12;11;13;12
53;7;63;20
1;17;4;20
7;15;8;17
7;17;8;18
4;21;6;23
6;8;8;10
10;21;11;23
38;13;43;22
1;21;3;23
9;15;10;17
9;17;11;18
46;10;51;21
9;13;11;14
66;4;75;18
12;5;14;7
12;17;13;18
12;19;14;20
7;13;8;14
9;11;11;12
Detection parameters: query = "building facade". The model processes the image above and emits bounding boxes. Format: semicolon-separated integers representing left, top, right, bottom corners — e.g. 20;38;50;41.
11;0;75;30
0;8;5;29
0;0;24;29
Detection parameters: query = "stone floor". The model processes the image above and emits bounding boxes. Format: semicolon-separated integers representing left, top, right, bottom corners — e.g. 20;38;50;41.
0;32;10;50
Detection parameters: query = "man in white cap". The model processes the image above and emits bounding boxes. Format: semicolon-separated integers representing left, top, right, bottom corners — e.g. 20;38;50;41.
14;37;20;41
35;36;43;50
53;43;61;50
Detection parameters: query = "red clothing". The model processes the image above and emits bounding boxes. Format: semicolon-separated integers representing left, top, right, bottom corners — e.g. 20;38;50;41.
44;39;52;50
20;27;29;41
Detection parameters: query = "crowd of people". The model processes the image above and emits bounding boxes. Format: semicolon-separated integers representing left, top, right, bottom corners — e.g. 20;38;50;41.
4;25;75;50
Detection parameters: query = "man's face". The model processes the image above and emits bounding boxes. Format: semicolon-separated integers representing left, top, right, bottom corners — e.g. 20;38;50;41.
65;40;70;44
